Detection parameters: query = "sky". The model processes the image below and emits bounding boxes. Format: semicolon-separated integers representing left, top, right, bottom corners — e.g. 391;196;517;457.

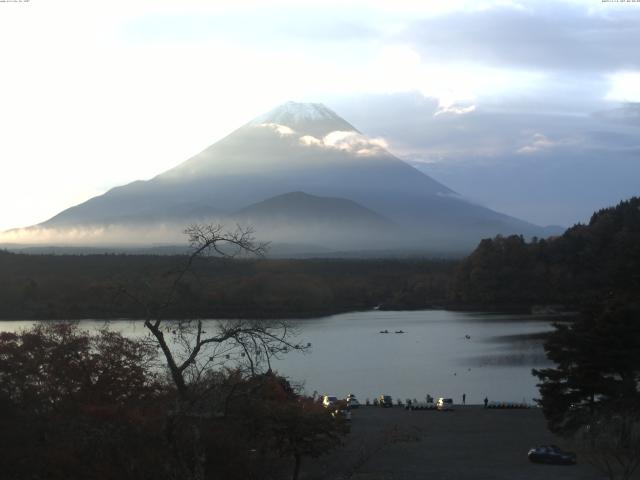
1;0;639;232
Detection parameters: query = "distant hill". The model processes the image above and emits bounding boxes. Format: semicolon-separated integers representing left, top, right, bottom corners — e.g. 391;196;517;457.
452;197;640;306
10;101;556;253
230;191;396;251
236;191;393;227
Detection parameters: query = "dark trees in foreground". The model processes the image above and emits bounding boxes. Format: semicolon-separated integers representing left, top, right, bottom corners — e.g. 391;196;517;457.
573;412;640;480
117;224;277;396
533;300;640;480
0;323;346;480
117;224;332;480
0;323;164;480
533;300;640;435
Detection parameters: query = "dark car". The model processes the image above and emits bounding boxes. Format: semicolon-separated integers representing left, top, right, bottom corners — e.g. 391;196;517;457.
528;445;577;465
332;408;352;421
378;394;393;407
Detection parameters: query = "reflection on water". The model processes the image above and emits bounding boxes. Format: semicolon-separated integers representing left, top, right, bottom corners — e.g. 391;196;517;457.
460;352;551;367
462;330;553;367
0;310;557;404
484;331;551;343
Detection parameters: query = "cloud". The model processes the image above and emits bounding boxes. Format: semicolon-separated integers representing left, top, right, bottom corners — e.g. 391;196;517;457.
606;72;640;103
516;133;578;155
299;135;322;146
0;224;188;245
255;120;391;156
516;133;555;155
334;89;640;162
300;130;389;156
404;3;640;73
331;92;517;161
593;102;640;127
257;123;296;136
121;5;384;46
434;104;476;116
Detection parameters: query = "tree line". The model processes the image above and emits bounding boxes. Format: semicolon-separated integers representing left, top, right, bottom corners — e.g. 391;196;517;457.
452;197;640;308
0;252;455;320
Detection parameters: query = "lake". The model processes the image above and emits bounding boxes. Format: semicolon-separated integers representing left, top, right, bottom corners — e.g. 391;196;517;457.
0;309;558;405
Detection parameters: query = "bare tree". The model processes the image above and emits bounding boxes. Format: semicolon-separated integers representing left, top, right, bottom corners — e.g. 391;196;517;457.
118;224;308;480
573;411;640;480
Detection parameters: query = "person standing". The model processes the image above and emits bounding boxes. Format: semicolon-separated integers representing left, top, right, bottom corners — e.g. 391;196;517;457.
462;393;466;405
484;397;488;408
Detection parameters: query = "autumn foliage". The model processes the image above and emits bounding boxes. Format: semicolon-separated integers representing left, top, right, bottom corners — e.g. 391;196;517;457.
0;324;345;480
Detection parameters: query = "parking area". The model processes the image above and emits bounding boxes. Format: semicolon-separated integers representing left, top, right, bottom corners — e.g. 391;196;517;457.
302;405;607;480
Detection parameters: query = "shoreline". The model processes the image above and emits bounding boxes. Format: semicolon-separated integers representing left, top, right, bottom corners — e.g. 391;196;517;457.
0;304;576;322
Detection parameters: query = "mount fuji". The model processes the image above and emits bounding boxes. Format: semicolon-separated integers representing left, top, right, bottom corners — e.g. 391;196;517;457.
24;101;556;254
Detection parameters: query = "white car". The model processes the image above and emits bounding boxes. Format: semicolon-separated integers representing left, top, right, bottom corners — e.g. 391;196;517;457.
407;401;436;410
322;395;338;408
346;394;360;409
436;397;454;411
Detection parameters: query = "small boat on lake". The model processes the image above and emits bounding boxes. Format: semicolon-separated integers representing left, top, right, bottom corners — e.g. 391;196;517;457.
379;329;389;334
395;330;405;334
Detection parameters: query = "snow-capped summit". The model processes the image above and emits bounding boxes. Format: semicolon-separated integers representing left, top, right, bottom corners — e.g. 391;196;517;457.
250;101;359;137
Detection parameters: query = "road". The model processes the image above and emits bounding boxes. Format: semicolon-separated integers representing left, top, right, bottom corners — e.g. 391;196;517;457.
301;405;608;480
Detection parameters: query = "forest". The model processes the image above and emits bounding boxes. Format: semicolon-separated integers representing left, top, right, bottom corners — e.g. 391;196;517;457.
0;322;348;480
451;197;640;308
0;253;454;320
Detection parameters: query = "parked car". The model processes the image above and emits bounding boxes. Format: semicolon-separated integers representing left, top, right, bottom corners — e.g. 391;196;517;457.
346;394;360;409
322;395;338;408
436;398;453;411
378;394;393;407
528;445;577;465
408;401;436;410
332;408;352;421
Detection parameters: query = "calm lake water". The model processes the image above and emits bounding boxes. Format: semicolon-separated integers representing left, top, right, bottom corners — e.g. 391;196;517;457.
0;310;557;405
